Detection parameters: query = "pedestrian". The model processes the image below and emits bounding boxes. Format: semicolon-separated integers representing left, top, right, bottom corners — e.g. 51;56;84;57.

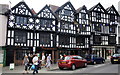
41;53;46;68
23;55;29;74
46;54;51;70
32;54;39;74
60;54;63;60
28;54;33;70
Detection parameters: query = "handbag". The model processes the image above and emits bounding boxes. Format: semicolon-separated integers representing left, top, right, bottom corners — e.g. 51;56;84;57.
31;64;35;70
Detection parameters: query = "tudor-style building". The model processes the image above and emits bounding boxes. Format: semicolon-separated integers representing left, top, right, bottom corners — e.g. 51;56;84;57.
35;4;58;62
6;1;35;66
3;1;119;66
75;5;91;57
52;1;77;55
89;3;119;59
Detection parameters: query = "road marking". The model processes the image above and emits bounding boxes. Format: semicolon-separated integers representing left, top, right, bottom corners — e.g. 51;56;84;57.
94;64;105;68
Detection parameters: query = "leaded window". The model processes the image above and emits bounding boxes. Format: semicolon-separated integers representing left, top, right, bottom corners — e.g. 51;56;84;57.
59;35;70;45
109;36;116;44
40;20;52;28
14;30;27;43
81;13;86;19
64;9;71;16
94;35;101;44
40;33;51;44
76;37;85;46
96;13;101;20
109;26;115;33
16;16;27;24
94;24;101;32
110;15;115;22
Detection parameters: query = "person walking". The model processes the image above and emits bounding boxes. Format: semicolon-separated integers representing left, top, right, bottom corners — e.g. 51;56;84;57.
60;54;63;60
46;54;51;70
28;54;33;70
41;53;46;68
23;55;29;74
32;54;39;74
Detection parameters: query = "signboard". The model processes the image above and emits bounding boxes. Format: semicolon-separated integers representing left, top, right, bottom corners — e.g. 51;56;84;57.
9;63;14;70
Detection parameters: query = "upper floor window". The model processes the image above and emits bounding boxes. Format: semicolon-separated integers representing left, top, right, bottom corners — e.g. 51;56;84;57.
64;9;71;16
94;24;101;32
61;22;69;29
81;13;86;19
59;35;70;45
40;20;52;28
109;36;116;44
14;30;27;43
16;16;27;24
76;37;85;46
94;35;101;44
109;26;115;33
110;15;115;22
96;13;101;20
40;33;51;44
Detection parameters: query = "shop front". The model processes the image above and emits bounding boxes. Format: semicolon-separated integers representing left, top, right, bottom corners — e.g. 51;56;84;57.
91;46;115;59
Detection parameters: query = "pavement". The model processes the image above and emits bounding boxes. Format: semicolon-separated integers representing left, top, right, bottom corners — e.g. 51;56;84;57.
2;59;110;73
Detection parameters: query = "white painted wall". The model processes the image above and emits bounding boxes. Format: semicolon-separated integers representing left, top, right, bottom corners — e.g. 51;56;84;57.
0;4;8;46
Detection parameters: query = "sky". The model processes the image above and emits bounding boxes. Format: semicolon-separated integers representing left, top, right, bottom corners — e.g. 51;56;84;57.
0;0;120;13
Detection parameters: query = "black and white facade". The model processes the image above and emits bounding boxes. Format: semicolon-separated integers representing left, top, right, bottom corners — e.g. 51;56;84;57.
89;3;119;59
4;1;119;66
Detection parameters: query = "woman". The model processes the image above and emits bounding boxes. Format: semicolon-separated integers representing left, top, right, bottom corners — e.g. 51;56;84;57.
46;54;51;70
23;55;29;74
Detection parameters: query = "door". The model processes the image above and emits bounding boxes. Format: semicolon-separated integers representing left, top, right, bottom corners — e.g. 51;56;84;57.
6;50;14;66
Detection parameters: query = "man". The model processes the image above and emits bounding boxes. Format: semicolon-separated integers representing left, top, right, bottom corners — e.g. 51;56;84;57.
32;54;39;74
41;53;46;67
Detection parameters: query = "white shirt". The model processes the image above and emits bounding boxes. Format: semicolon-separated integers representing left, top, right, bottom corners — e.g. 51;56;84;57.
42;55;45;61
32;56;38;65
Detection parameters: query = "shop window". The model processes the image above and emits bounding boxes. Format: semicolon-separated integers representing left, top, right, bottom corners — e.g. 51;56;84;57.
14;30;27;43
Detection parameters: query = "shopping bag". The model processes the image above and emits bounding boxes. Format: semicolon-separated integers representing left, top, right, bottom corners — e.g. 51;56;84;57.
31;64;35;70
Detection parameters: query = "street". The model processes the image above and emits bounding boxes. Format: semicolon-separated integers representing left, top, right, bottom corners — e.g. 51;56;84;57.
2;61;119;74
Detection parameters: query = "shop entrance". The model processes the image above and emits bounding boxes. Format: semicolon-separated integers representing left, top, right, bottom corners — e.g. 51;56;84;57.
6;50;14;66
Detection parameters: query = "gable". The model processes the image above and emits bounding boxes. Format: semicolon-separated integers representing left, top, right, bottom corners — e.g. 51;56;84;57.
107;6;119;15
37;5;56;19
11;1;33;16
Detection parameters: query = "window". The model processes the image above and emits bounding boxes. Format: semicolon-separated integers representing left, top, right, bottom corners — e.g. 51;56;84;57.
94;35;101;44
14;30;27;43
110;15;115;22
109;26;115;33
109;36;116;44
94;24;101;32
76;37;85;46
119;37;120;44
61;22;69;29
40;20;52;27
40;33;51;44
64;9;71;16
59;35;70;45
16;16;27;24
96;13;101;20
81;13;86;19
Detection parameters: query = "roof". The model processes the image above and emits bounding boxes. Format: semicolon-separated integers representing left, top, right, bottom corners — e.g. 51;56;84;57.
89;2;106;12
106;5;119;15
31;8;36;15
49;4;59;12
76;5;88;13
55;1;76;13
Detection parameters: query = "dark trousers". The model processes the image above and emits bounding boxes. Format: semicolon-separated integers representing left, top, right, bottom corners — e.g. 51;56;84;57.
33;65;38;74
